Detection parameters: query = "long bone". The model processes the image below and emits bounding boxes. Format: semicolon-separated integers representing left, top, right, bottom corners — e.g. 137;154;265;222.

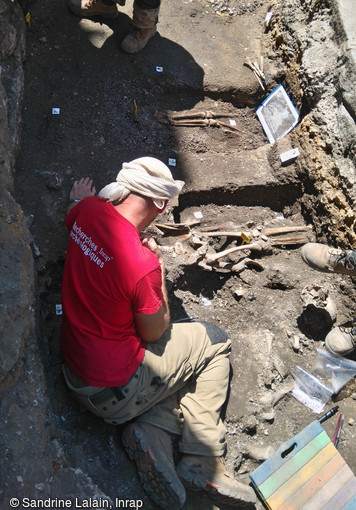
170;110;231;120
205;242;267;265
155;111;240;133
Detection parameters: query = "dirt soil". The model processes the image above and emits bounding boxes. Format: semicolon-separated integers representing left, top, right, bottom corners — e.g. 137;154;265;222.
13;0;356;508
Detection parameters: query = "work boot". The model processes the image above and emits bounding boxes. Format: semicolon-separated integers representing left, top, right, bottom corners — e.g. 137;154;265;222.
121;422;186;510
325;322;356;357
68;0;119;18
120;3;159;53
301;243;356;276
176;455;256;507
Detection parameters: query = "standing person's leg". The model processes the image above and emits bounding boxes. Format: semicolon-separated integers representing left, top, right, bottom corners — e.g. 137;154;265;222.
301;243;356;275
120;0;161;53
301;243;356;356
67;0;160;53
68;0;120;19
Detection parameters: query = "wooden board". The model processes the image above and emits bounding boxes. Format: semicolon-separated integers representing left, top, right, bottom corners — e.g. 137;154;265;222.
277;451;345;510
250;420;323;488
249;420;356;509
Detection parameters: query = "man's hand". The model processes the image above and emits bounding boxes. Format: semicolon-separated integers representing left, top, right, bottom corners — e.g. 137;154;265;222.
141;235;163;263
67;177;96;213
70;177;96;201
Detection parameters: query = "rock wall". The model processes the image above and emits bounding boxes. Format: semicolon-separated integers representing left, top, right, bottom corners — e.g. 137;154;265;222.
264;0;356;247
0;6;117;504
0;0;33;389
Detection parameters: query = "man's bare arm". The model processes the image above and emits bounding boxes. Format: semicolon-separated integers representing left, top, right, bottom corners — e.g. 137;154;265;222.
135;237;170;342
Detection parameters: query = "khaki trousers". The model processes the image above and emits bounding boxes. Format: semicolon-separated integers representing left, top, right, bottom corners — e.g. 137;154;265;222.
63;322;231;457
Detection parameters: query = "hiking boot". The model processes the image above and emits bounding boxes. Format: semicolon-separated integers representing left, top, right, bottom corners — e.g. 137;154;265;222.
325;323;356;356
121;422;186;510
68;0;119;18
120;25;157;53
300;243;356;276
176;455;256;507
120;3;159;53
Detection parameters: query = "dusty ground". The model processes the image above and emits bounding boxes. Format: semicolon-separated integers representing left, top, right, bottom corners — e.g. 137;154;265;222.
13;0;356;507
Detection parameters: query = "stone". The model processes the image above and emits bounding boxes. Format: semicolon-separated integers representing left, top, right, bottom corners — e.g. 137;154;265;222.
265;268;295;290
261;410;275;422
290;335;300;351
241;414;258;434
233;289;246;300
246;444;274;461
0;23;17;60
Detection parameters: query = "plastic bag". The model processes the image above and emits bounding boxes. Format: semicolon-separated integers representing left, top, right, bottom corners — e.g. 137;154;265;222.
292;365;333;413
312;348;356;393
292;349;356;413
256;85;299;144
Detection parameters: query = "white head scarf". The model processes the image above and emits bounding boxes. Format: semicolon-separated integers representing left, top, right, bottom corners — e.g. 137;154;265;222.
98;157;185;209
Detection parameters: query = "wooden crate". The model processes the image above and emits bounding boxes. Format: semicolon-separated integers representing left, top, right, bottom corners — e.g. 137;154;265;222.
249;420;356;509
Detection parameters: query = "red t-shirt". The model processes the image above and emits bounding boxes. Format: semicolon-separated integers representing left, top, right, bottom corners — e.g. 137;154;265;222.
61;196;162;387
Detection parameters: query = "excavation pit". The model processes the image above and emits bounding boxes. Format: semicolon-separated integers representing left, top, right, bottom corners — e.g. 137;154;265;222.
1;0;356;506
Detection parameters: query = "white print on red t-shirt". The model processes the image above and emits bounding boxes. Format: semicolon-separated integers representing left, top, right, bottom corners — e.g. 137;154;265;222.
98;247;111;263
70;221;113;269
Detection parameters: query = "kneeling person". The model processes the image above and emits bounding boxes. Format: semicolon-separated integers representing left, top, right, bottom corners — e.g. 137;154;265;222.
61;157;256;509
